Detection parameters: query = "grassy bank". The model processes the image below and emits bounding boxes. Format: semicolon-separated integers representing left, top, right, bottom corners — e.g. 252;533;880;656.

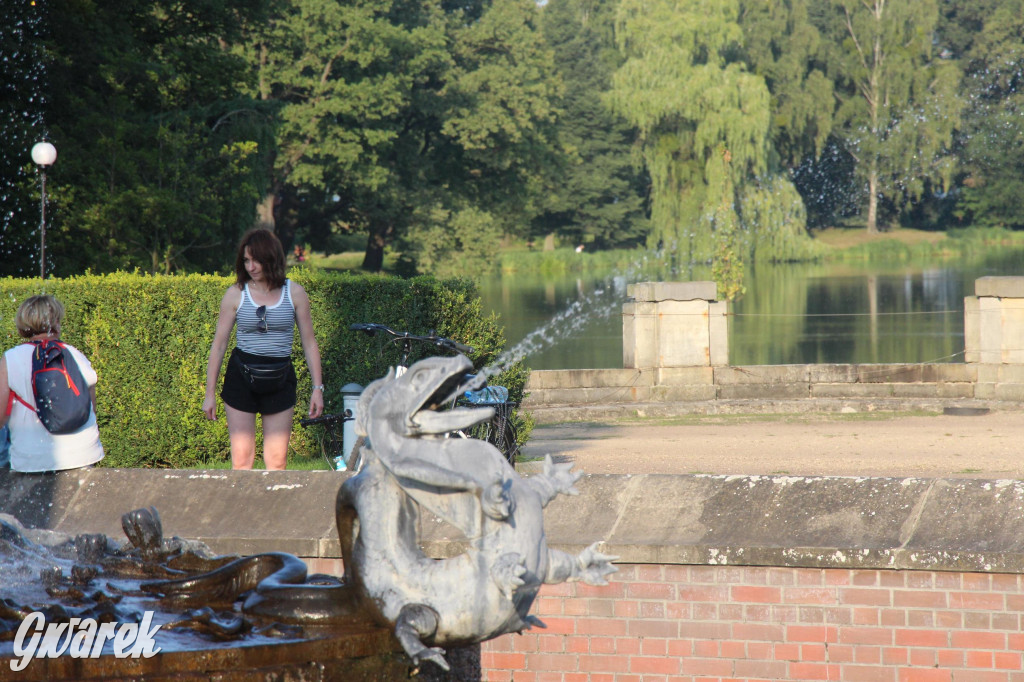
301;226;1024;278
814;226;1024;262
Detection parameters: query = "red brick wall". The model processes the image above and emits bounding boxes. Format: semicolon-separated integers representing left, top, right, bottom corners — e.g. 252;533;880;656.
481;564;1024;681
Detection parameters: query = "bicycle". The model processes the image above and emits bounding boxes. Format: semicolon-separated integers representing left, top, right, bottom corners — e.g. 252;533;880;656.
460;385;520;466
300;323;520;469
299;410;354;471
348;322;474;378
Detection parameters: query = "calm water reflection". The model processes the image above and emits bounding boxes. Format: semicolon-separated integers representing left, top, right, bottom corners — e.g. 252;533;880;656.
478;251;1024;370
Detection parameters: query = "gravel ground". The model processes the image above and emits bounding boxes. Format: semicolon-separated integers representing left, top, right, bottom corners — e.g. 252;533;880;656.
520;410;1024;479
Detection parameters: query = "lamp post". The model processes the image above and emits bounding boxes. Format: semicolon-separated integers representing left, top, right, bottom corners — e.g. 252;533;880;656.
31;141;57;279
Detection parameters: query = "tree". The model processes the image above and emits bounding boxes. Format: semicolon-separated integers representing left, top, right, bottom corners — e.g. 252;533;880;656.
734;0;831;260
738;0;834;166
606;0;772;271
533;0;649;250
246;0;562;272
41;0;268;275
0;0;51;278
945;0;1024;229
820;0;962;232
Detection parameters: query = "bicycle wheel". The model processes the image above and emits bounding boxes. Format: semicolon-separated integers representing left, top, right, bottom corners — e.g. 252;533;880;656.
494;417;519;466
299;414;347;470
471;404;519;466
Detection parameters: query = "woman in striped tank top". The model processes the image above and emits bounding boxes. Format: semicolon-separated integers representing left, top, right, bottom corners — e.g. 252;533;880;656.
202;229;324;469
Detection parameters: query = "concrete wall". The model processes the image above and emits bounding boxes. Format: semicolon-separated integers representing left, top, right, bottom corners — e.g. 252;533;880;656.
524;363;981;417
5;469;1024;680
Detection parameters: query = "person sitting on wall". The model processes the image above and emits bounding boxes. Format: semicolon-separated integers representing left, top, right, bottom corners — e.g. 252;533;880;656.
0;295;105;473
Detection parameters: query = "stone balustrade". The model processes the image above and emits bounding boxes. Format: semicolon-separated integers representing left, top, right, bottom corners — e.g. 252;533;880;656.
524;276;1024;415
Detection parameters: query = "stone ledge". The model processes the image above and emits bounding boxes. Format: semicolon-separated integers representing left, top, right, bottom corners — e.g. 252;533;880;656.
5;468;1024;574
522;364;990;410
526;368;649;390
523;398;1017;424
627;281;717;302
976;275;1024;298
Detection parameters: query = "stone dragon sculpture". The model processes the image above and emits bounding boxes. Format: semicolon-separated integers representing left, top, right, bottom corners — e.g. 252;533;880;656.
144;354;616;671
337;354;617;670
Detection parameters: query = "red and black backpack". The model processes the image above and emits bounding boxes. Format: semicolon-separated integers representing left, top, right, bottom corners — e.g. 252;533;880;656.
9;340;92;435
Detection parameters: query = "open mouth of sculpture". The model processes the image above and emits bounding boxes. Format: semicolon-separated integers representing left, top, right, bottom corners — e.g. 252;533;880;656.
410;359;493;434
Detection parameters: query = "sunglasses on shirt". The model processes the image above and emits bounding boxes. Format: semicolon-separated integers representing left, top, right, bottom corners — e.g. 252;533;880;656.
256;305;268;333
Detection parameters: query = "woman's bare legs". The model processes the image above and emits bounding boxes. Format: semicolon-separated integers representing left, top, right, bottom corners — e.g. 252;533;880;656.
261;407;295;470
225;405;258;469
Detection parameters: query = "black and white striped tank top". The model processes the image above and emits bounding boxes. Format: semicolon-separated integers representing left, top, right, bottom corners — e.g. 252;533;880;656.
235;280;295;357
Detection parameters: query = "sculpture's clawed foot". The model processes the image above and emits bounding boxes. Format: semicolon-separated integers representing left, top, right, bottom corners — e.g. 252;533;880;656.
412;646;450;673
525;615;547;630
481;480;513;521
395;604;449;672
491;552;526;599
543;455;582;497
577;542;618;586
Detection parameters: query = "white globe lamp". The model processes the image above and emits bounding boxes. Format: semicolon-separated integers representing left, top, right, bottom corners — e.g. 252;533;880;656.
31;142;57;167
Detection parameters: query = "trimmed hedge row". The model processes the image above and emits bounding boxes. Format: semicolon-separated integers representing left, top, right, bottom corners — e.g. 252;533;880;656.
0;270;526;468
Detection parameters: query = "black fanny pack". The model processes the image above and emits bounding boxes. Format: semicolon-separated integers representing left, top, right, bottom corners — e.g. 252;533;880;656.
232;351;292;394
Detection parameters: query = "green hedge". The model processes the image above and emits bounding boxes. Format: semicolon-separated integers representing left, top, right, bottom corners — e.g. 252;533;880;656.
0;270;527;468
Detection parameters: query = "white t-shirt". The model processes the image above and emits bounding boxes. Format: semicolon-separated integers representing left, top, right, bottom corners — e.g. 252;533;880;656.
4;342;104;472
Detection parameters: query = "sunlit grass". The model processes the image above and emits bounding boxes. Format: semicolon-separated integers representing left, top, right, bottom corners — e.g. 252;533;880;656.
186;454;332;471
298;251;403;273
294;226;1024;279
814;226;1024;264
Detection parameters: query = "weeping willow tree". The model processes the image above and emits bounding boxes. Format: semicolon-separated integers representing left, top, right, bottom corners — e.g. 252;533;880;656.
607;0;769;264
740;175;823;262
606;0;814;298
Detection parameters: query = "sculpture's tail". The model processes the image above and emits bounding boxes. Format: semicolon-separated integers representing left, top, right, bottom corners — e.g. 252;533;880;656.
242;578;362;624
141;552;306;605
143;551;365;625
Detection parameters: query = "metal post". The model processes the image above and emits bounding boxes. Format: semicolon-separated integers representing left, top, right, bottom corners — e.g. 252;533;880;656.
340;383;364;468
31;141;56;279
39;167;47;279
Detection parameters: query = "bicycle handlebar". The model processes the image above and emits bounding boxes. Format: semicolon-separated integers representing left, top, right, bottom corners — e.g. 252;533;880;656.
349;322;473;355
300;410;351;427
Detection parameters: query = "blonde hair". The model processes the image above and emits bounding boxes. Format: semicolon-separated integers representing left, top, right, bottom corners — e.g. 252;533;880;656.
16;294;65;339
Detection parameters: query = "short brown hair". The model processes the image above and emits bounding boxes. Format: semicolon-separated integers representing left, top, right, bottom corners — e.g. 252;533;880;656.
234;228;287;290
16;294;65;339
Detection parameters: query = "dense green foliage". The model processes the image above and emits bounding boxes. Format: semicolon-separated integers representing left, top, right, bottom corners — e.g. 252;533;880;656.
534;0;649;250
0;271;526;468
821;0;961;233
0;0;48;276
242;0;563;274
949;0;1024;229
607;0;772;264
4;0;1024;294
28;0;268;277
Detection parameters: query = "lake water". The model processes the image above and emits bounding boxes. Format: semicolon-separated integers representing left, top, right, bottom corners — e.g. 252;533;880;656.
477;250;1024;370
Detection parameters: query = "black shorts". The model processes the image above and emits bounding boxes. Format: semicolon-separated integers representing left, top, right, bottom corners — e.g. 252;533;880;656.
221;348;297;415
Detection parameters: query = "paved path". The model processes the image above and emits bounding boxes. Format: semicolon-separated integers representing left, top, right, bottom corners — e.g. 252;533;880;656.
520;410;1024;479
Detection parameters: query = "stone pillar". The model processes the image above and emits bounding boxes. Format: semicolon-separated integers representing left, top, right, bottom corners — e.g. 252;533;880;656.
622;281;728;369
965;276;1024;400
965;277;1024;364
